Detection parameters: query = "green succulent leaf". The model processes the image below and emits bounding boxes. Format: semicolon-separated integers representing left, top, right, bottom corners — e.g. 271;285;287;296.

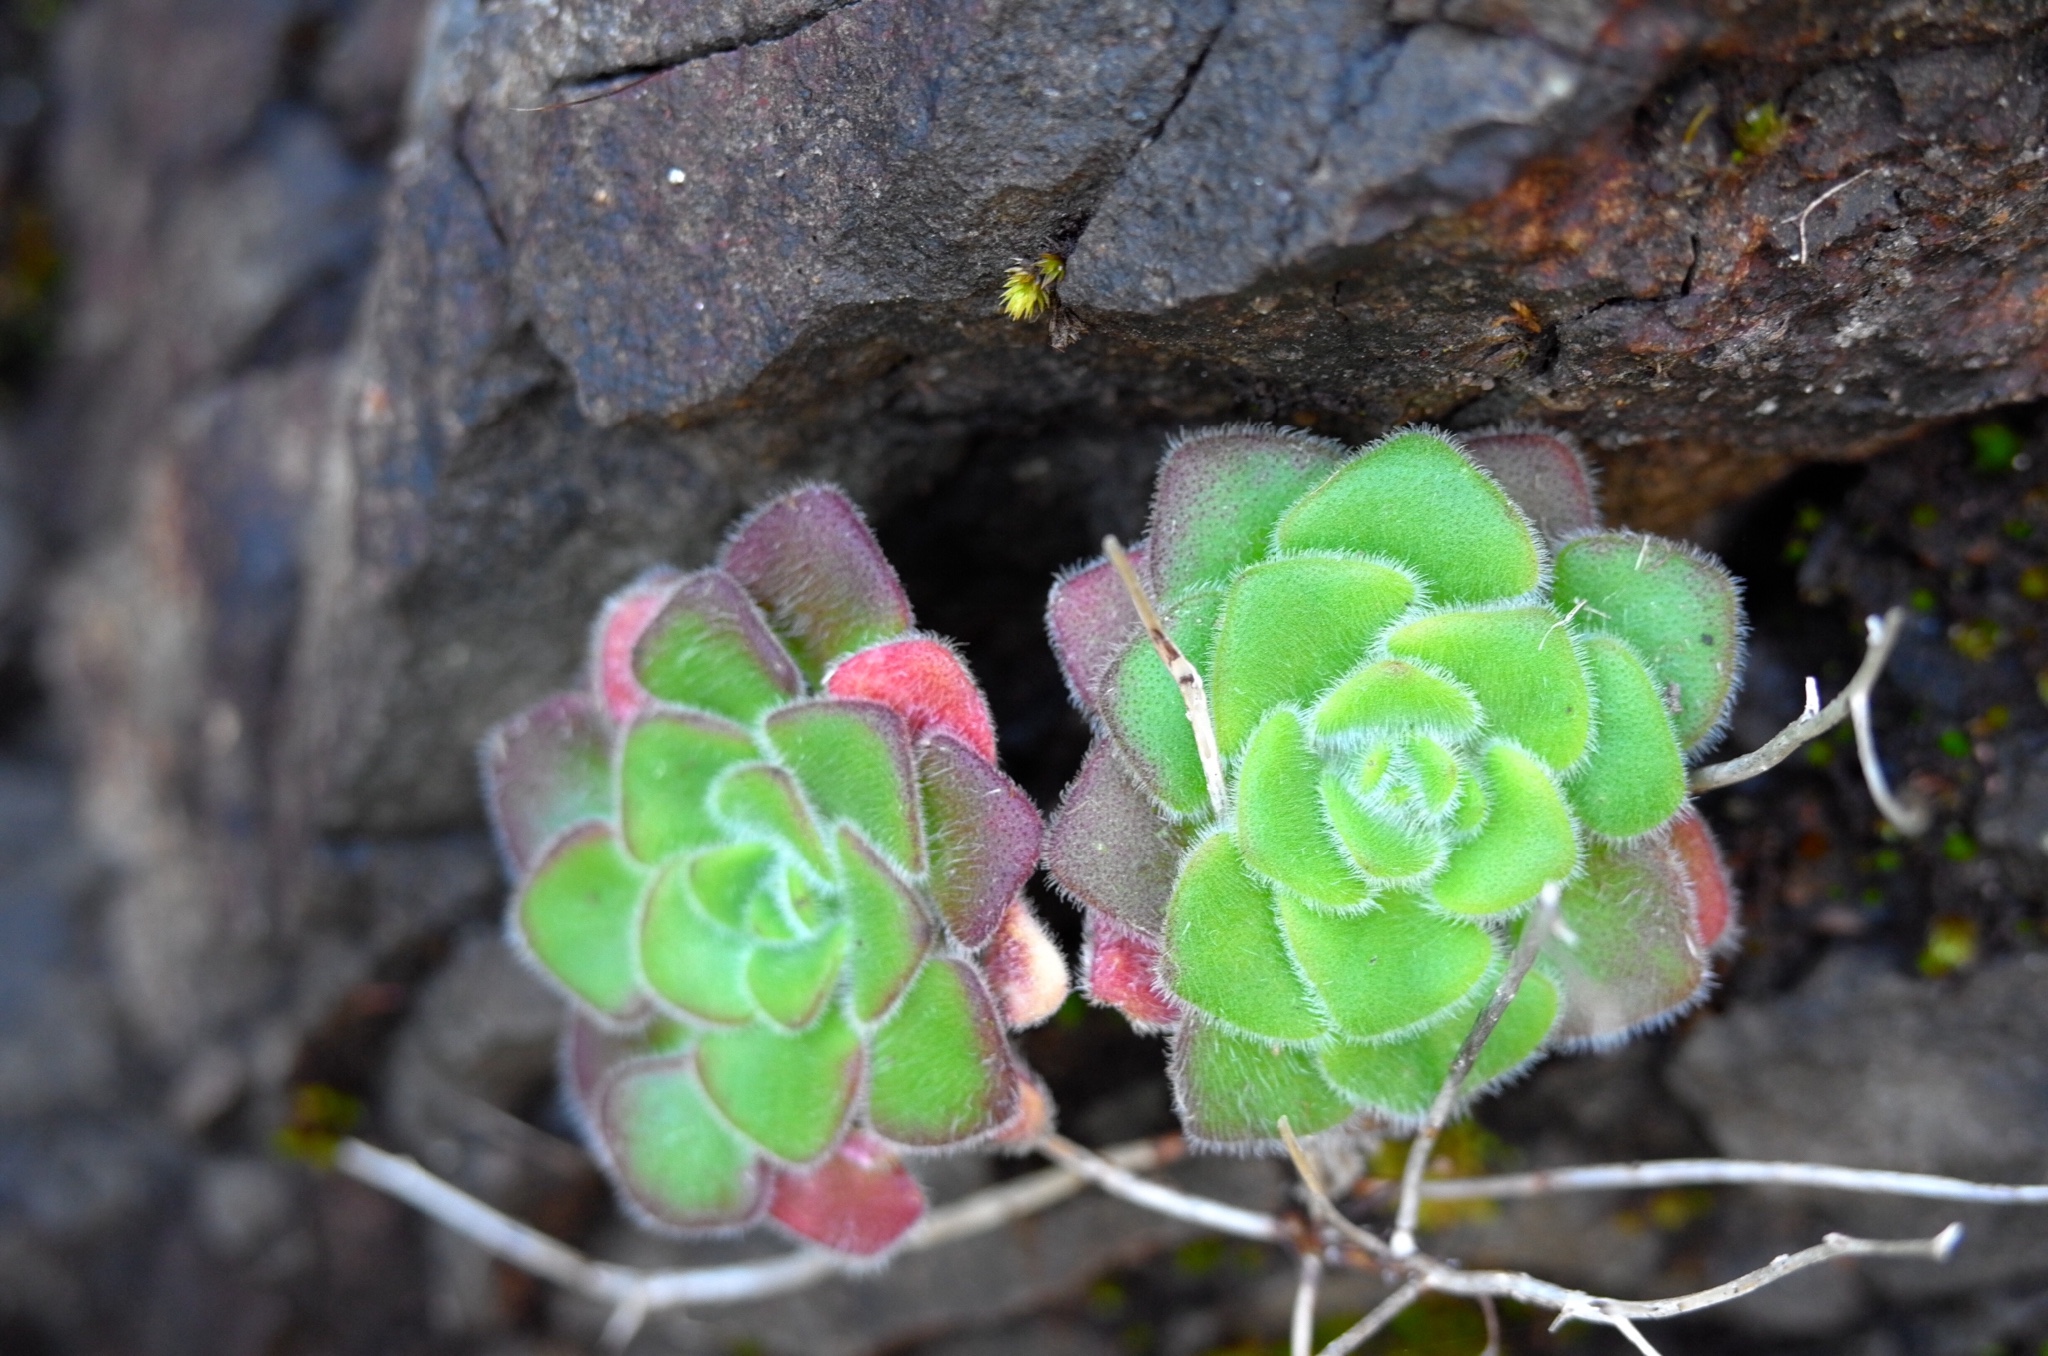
838;828;936;1024
599;1058;765;1227
1564;635;1687;838
633;571;801;722
1146;427;1346;602
1551;532;1741;751
516;825;647;1020
747;922;848;1031
867;960;1013;1146
697;1009;863;1164
1322;777;1443;881
1235;708;1368;907
1313;659;1480;742
640;860;756;1025
1276;430;1540;605
1164;833;1325;1043
1276;891;1496;1041
620;714;758;864
1433;743;1578;915
1172;1016;1351;1143
1386;607;1592;771
711;764;834;879
1100;588;1224;817
766;700;924;872
1209;554;1415;755
1316;967;1559;1119
1544;838;1707;1045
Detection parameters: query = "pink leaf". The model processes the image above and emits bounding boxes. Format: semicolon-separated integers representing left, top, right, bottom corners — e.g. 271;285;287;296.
768;1131;927;1256
720;486;914;678
1083;911;1182;1030
590;567;684;723
982;896;1070;1029
1670;807;1738;952
915;732;1041;949
827;636;996;760
1046;544;1145;715
990;1068;1055;1146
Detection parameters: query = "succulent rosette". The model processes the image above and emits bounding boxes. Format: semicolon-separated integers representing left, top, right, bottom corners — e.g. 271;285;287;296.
1046;426;1740;1145
482;486;1067;1255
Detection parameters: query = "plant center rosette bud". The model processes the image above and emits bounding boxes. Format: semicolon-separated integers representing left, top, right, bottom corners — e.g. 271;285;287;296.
482;488;1066;1255
1045;428;1741;1146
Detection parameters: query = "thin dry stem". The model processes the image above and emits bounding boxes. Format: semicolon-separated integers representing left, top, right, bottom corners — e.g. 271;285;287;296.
1103;535;1227;819
1416;1156;2048;1205
1038;1132;1283;1241
1782;167;1880;265
1850;612;1931;834
1291;1252;1324;1356
1277;1118;1396;1263
1317;1279;1425;1356
1390;884;1561;1256
1691;606;1914;798
1477;1294;1502;1356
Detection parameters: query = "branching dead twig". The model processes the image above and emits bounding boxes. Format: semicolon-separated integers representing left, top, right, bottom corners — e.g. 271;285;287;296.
1418;1157;2048;1205
1690;608;1928;841
1781;166;1881;266
1291;1252;1324;1356
1390;884;1560;1258
1104;534;1228;819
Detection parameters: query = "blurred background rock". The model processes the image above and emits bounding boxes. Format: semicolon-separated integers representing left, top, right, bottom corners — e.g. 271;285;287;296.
2;1;2048;1352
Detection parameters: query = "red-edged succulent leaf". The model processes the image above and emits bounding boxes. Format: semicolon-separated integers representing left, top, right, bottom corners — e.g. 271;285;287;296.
916;733;1040;949
982;896;1070;1029
720;486;914;679
513;823;648;1022
767;1131;926;1255
1145;425;1346;602
592;567;684;723
1047;543;1146;715
632;570;802;723
837;827;936;1023
1669;808;1738;952
1083;911;1181;1029
1459;428;1599;541
827;636;996;760
481;692;611;876
867;959;1018;1147
1045;742;1182;936
991;1067;1055;1145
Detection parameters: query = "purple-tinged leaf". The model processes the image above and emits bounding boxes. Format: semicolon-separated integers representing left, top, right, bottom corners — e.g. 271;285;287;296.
1045;741;1182;936
633;570;802;723
1459;428;1599;540
837;828;936;1023
481;692;611;877
720;486;914;680
917;732;1040;950
1145;425;1347;603
767;1130;926;1256
1046;543;1146;716
868;960;1017;1148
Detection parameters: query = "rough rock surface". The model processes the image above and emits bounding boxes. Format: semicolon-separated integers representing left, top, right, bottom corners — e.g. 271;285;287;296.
11;0;2048;1351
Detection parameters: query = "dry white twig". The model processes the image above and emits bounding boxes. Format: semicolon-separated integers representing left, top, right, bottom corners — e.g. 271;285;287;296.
1104;534;1228;819
1418;1156;2048;1205
1849;612;1932;834
1291;1252;1324;1356
1390;884;1561;1257
1782;167;1881;265
1690;606;1919;819
1317;1278;1424;1356
1037;1133;1283;1241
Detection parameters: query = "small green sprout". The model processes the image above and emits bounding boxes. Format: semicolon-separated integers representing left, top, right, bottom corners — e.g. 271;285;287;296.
1950;618;2004;662
999;253;1065;322
1970;421;2022;473
1731;101;1786;161
273;1084;364;1167
1918;915;1978;976
2024;566;2048;600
